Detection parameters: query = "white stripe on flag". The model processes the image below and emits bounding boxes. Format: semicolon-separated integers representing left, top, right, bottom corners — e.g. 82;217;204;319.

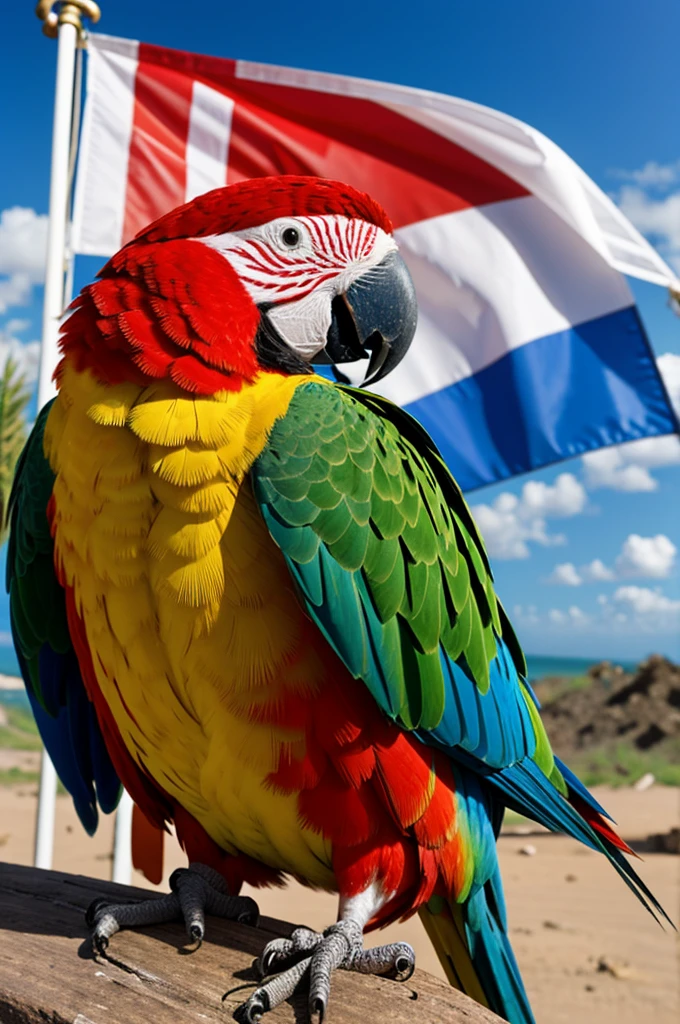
236;58;677;288
72;35;139;256
376;195;634;407
185;82;234;201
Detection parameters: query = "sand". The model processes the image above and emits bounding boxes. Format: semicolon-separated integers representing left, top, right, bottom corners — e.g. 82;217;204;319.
0;776;677;1023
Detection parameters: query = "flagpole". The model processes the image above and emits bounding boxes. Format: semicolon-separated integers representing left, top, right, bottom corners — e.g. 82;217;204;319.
33;0;100;871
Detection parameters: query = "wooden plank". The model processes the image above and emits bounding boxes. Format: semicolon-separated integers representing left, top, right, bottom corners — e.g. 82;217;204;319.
0;862;504;1024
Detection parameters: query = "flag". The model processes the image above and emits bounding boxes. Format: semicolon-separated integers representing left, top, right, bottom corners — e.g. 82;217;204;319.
72;34;679;491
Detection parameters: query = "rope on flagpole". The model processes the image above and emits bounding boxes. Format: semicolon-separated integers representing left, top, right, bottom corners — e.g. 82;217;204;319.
32;0;100;873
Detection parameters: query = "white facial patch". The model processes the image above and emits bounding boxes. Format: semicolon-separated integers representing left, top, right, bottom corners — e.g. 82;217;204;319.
198;214;398;360
265;289;332;360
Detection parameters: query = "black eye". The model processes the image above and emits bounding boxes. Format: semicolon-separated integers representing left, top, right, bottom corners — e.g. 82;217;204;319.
281;226;300;248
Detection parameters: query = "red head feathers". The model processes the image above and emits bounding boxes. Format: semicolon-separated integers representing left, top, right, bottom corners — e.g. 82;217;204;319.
58;177;393;396
135;176;393;244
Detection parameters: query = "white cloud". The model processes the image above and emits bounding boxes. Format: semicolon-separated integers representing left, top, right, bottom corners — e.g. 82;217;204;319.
615;436;680;470
548;562;582;586
520;474;587;517
0;207;48;313
613;586;680;626
547;539;673;588
472;497;561;560
614;533;677;579
547;605;588;626
581;558;615;582
0;208;48;282
0;321;40;384
581;447;659;491
472;472;585;559
612;160;680;188
526;587;679;636
513;604;539;625
0;273;32;315
4;318;30;335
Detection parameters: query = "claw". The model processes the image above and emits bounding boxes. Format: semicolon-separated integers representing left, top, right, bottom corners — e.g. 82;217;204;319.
168;868;184;891
258;927;321;977
234;991;270;1024
84;862;259;955
235;898;260;927
260;943;287;976
234;920;416;1022
394;948;416;981
309;995;326;1024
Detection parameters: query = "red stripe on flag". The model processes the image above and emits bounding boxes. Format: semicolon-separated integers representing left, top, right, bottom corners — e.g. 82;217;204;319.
225;83;528;228
121;43;529;236
122;45;194;242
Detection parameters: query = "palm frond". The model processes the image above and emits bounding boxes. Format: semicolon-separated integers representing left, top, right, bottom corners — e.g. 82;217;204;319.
0;357;31;546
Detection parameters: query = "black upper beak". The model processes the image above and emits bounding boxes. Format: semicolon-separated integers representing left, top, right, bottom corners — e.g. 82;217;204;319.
323;251;417;386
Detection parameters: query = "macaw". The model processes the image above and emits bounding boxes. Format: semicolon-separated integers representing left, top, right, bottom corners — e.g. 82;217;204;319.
8;176;665;1024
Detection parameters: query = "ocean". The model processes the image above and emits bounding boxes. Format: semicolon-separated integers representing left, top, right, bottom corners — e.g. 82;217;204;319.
0;645;20;679
523;653;635;681
0;644;634;710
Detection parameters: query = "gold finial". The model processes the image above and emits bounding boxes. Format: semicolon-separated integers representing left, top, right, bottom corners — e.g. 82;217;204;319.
36;1;101;40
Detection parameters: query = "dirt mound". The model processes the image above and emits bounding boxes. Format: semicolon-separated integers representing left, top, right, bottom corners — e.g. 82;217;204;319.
537;655;680;757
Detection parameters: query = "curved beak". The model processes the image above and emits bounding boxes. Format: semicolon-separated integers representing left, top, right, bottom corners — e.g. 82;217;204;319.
323;251;417;386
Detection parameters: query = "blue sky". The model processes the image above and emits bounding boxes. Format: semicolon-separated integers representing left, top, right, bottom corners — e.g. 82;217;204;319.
1;0;679;662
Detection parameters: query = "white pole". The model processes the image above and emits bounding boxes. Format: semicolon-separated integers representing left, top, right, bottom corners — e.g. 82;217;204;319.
112;790;134;884
36;19;79;407
33;1;100;871
34;755;58;870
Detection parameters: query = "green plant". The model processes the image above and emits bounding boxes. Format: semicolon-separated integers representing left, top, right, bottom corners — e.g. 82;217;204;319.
0;703;41;751
566;674;592;692
0;357;31;546
0;767;39;786
567;738;680;788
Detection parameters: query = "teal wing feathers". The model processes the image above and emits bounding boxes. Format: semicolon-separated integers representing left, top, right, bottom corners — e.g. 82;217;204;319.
6;402;121;833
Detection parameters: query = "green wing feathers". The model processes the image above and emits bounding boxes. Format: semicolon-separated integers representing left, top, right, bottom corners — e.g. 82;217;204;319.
253;380;539;767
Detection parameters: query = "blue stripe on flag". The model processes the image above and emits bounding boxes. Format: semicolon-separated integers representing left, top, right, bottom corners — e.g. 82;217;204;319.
404;306;678;492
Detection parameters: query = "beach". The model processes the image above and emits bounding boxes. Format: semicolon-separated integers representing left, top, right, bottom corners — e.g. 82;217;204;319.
0;771;677;1023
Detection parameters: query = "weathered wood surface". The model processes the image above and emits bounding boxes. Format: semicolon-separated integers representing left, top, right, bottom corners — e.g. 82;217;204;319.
0;863;504;1024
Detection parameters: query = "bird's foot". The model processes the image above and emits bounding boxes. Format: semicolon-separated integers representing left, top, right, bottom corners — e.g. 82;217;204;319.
234;919;415;1023
86;862;259;954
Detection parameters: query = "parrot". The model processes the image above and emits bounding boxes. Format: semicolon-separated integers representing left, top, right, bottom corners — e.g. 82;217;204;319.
7;175;666;1024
